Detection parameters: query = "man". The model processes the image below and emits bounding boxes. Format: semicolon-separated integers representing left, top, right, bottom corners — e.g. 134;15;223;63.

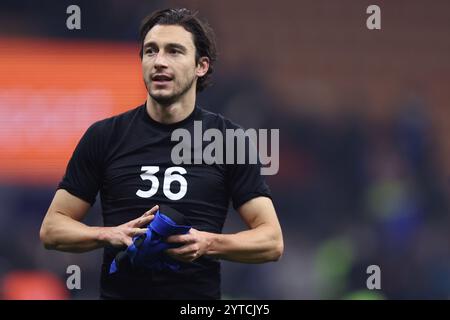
40;8;283;299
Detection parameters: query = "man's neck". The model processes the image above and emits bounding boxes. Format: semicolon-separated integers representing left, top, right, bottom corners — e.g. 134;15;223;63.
146;92;196;125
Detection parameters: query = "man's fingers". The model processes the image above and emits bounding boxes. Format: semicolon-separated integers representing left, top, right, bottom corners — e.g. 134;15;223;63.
128;206;158;227
166;248;189;259
143;205;159;217
134;214;155;227
166;247;199;262
166;234;195;244
128;228;148;237
122;228;146;247
167;244;197;255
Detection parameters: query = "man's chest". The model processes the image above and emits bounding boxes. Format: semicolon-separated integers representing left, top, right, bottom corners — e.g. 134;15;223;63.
101;147;228;205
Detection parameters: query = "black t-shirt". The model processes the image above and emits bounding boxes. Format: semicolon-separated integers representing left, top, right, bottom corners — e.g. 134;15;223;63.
58;103;272;299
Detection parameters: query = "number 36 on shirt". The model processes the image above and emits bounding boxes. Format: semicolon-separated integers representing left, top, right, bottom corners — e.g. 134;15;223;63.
136;166;187;201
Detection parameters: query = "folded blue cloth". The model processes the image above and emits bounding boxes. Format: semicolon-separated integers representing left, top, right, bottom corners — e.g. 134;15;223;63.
109;205;191;274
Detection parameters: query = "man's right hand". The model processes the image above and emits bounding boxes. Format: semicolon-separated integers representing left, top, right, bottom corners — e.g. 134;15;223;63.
98;205;159;248
41;189;160;253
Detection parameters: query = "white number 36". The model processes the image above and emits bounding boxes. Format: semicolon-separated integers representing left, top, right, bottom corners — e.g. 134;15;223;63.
136;166;187;200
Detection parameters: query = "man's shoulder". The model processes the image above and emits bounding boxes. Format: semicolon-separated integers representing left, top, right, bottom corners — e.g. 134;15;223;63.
88;104;143;133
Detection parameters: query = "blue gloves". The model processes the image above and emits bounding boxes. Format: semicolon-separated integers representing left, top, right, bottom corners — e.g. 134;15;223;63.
109;205;191;274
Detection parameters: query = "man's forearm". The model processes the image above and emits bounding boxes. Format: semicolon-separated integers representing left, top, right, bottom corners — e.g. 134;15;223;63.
40;212;106;253
203;225;283;263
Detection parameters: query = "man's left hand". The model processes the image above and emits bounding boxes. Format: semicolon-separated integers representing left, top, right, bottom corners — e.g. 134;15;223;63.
165;228;212;262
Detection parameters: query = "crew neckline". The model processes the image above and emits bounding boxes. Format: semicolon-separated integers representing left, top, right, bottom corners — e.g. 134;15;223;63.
141;102;199;130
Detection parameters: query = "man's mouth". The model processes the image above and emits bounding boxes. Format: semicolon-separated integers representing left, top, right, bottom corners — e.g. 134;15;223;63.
151;74;173;85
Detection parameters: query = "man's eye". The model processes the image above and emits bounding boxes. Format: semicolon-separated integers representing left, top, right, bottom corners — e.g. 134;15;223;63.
146;48;157;55
170;49;180;55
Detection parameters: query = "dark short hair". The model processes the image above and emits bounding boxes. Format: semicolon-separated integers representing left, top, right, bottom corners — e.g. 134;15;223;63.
139;8;217;92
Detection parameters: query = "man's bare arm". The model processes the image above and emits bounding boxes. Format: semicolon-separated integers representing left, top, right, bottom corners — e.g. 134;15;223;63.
39;189;156;253
166;196;284;263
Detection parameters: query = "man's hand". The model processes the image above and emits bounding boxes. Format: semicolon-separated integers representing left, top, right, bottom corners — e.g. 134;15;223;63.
165;228;213;262
98;205;158;248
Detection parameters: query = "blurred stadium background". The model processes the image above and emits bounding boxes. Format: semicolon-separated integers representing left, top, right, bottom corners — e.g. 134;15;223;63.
0;0;449;299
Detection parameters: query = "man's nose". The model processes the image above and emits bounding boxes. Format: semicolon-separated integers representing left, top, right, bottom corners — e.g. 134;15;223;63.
154;52;168;68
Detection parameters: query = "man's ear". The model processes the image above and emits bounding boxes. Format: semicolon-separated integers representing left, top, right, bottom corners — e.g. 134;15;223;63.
196;57;210;77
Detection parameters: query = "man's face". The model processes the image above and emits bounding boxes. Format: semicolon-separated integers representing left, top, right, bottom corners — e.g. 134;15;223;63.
142;24;205;105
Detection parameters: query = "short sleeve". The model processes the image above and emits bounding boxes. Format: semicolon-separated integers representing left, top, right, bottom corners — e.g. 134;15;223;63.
57;121;106;205
226;133;272;210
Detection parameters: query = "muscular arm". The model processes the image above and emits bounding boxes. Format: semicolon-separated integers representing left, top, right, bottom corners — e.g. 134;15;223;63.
39;189;155;253
166;196;284;263
206;196;284;263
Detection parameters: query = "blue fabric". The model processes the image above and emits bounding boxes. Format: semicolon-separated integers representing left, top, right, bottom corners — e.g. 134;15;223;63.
109;210;191;274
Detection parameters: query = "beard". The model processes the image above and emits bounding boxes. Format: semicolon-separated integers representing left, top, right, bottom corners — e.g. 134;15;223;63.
145;74;196;106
